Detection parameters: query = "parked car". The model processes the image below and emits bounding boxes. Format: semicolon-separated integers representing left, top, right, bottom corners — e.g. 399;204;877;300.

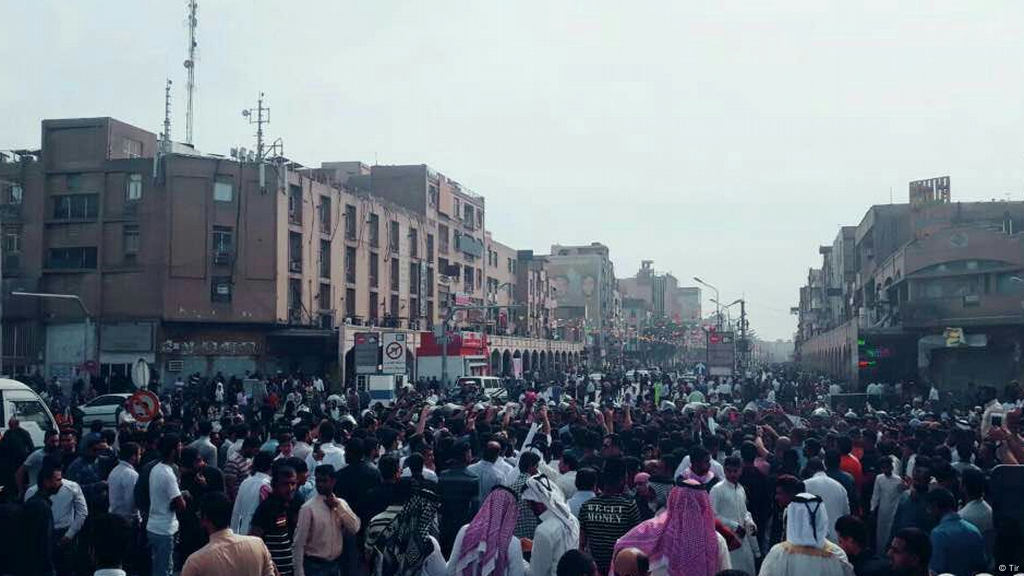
0;379;58;449
74;393;133;430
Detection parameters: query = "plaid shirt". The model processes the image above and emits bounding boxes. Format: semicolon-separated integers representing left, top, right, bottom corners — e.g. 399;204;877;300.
509;472;540;539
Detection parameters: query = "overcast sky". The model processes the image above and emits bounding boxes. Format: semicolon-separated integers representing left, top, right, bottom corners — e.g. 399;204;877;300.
4;2;1024;340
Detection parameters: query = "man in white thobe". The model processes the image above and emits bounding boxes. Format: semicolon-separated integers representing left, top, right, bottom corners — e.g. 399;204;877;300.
759;493;854;576
802;458;850;542
710;458;757;575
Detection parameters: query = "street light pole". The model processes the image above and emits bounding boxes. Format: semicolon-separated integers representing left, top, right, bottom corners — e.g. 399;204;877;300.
693;277;721;328
12;291;93;377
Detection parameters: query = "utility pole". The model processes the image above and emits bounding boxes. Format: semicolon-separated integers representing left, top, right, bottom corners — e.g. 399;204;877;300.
184;0;198;145
739;298;748;372
162;79;173;154
242;93;269;161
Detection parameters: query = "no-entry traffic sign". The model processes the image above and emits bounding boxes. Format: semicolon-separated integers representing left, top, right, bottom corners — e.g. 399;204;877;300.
127;390;161;423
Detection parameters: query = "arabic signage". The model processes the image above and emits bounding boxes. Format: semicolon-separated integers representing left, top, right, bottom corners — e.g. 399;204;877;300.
460;331;484;349
354;332;380;374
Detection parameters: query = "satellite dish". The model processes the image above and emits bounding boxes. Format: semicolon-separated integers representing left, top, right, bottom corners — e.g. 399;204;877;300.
131;359;151;390
242;109;250;117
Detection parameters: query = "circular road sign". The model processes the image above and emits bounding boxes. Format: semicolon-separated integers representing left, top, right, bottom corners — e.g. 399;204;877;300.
127;390;161;423
385;341;404;360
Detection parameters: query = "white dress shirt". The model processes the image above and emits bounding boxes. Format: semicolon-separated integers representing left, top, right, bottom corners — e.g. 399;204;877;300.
803;471;851;542
231;472;271;536
556;471;577;499
568;490;596;518
467;460;507;501
108;460;139;520
673;457;726;481
25;479;88;537
306;443;346;474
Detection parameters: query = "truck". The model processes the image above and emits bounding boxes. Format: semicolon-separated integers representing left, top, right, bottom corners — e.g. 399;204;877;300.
416;355;489;387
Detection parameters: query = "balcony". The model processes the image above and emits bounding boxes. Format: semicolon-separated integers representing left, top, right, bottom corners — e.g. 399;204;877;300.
0;204;21;222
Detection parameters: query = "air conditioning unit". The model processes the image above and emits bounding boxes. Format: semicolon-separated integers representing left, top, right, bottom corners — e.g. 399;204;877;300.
289;260;302;273
166;360;184;372
319;312;334;329
213;251;233;265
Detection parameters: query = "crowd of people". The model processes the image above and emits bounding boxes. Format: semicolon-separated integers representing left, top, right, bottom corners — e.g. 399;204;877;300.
0;365;1021;576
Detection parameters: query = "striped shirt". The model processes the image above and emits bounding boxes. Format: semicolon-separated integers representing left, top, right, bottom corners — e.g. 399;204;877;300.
251;494;300;576
579;494;641;574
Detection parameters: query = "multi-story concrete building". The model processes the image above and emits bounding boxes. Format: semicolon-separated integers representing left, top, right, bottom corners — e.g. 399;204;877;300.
796;186;1024;392
1;117;584;385
675;287;702;323
545;242;618;364
619;260;685;321
484;232;518;334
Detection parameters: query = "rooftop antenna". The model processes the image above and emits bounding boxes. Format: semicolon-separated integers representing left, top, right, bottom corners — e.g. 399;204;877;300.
162;79;173;154
242;92;269;161
889;186;893;204
184;0;198;145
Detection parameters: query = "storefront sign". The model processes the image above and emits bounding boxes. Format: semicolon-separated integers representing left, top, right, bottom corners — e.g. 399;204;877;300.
460;331;484;349
160;339;259;356
354;332;380;374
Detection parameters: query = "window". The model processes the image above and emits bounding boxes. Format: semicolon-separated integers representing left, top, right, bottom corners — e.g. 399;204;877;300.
3;230;21;255
345;204;357;240
319;196;331;234
369;213;380;247
390;294;399;318
390;221;400;254
319;283;331;310
211;276;232;303
390;257;400;291
427;267;434;297
477;267;483;289
409;228;418;258
439;257;450;277
52;194;98;219
289;232;302;272
427;300;434;323
410;297;419;319
6;182;23;205
370;292;379;320
345;288;356;317
289;279;302;317
48;247;97;269
67;173;82;191
213;226;233;253
426;234;434;261
3;229;21;273
346;246;356;283
464;265;474;287
123;138;143;158
464;204;475;229
213;180;233;202
438;224;449;253
126;173;143;201
370;252;379;287
410;263;420;295
123;225;140;257
289;184;302;224
319;240;331;278
429;184;439;207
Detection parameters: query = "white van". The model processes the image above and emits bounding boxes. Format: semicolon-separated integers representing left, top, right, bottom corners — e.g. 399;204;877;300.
0;379;59;449
456;376;507;402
